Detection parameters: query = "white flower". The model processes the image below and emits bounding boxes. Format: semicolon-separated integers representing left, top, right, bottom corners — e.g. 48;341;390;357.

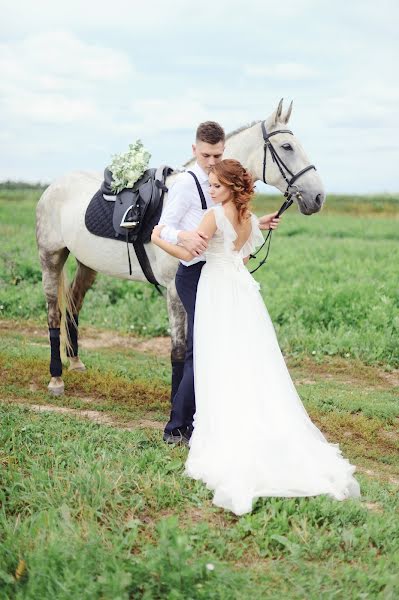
109;139;151;194
206;563;215;571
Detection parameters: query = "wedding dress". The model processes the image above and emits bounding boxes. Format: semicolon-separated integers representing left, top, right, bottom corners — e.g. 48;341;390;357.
185;204;360;516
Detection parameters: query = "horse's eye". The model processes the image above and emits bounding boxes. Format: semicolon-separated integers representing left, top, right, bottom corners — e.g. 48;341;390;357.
282;143;293;151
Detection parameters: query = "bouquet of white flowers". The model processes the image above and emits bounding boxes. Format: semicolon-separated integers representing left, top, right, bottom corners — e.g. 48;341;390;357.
108;140;151;194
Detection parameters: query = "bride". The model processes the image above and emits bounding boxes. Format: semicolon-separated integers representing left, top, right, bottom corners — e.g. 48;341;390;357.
151;159;360;516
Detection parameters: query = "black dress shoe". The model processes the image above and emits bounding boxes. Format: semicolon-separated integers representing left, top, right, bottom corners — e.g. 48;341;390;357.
163;429;190;446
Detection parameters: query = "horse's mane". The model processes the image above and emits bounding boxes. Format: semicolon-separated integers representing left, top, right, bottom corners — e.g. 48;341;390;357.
183;120;261;167
225;120;261;141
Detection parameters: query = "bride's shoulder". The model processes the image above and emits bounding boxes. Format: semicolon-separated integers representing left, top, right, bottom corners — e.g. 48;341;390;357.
207;204;222;214
205;205;220;217
206;204;225;228
205;204;223;221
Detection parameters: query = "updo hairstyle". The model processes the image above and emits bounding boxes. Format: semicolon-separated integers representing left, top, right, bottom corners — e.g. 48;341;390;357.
209;159;254;222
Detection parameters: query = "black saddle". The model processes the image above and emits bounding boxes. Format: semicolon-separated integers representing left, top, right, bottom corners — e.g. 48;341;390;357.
85;165;174;292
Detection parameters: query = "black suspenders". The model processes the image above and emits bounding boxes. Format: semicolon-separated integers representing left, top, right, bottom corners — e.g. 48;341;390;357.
187;171;207;209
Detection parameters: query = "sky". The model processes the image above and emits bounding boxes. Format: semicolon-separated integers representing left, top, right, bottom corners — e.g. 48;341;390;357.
1;0;398;193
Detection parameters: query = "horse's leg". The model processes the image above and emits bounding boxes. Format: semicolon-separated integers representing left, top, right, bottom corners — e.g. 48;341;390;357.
39;247;70;395
166;280;187;403
67;260;97;371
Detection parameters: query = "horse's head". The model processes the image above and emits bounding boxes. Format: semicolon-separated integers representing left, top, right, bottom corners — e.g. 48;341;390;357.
251;99;325;215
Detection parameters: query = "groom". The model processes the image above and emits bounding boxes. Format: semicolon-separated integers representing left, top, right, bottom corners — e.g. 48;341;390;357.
160;121;280;445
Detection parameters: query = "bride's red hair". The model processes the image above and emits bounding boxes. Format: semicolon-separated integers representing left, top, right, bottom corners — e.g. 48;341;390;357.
209;159;254;222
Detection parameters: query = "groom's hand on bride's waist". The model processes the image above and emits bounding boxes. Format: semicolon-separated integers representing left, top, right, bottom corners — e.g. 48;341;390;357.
177;230;208;256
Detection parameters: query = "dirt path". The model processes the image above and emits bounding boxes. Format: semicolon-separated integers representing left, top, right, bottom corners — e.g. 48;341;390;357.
0;319;171;356
0;397;164;431
1;318;398;388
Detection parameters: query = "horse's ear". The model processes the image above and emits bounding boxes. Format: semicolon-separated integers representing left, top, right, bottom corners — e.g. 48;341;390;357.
283;100;293;124
271;98;284;125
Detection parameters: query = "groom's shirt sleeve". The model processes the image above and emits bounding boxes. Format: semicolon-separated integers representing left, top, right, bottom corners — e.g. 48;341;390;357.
158;175;195;245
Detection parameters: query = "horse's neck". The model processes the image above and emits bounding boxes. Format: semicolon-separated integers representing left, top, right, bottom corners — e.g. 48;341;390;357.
223;127;259;174
219;117;284;180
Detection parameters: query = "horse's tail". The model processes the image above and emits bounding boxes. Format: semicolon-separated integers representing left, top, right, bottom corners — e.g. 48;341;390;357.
58;266;76;360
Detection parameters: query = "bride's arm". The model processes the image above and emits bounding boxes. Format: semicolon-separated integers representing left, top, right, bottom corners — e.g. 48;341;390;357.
151;226;193;261
197;210;217;240
152;211;217;261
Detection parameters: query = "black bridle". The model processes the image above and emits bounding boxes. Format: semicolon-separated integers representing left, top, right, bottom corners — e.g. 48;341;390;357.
249;121;316;274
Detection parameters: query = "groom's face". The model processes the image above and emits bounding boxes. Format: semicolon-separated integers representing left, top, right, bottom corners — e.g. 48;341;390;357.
192;140;224;174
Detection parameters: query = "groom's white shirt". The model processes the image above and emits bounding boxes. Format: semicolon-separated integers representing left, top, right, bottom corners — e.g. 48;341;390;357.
159;162;214;266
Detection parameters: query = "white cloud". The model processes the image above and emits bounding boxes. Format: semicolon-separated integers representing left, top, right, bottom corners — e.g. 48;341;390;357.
6;93;101;124
324;99;396;129
245;63;318;80
0;0;316;37
321;78;399;129
114;94;253;139
0;32;135;124
22;32;132;81
0;31;134;85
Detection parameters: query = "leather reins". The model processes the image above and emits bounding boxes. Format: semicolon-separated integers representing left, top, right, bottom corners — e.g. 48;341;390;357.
249;122;317;274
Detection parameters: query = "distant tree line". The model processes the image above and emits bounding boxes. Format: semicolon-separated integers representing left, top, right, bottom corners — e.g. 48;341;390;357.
0;180;48;190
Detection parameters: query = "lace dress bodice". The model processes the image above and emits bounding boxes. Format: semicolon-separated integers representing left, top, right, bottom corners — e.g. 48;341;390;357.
204;205;264;270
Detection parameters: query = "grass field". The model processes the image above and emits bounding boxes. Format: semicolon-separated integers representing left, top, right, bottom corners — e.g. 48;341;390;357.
0;186;398;599
1;187;398;365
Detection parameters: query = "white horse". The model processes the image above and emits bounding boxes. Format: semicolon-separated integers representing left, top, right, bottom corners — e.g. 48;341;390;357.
36;99;325;395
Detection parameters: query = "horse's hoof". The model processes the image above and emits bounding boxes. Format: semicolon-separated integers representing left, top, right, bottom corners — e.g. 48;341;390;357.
68;356;86;372
48;377;65;396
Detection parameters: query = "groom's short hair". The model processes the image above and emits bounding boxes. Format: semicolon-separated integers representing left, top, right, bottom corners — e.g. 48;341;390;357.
196;121;225;145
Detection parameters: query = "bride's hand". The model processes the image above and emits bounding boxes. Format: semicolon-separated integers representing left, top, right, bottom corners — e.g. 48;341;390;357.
151;224;164;240
258;211;281;231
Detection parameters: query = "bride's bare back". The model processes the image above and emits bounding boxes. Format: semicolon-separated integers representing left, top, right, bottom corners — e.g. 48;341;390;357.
222;203;253;253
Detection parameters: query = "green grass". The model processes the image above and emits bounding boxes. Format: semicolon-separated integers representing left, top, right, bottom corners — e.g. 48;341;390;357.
1;188;398;365
0;187;398;597
0;319;398;598
253;192;399;217
0;398;398;600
